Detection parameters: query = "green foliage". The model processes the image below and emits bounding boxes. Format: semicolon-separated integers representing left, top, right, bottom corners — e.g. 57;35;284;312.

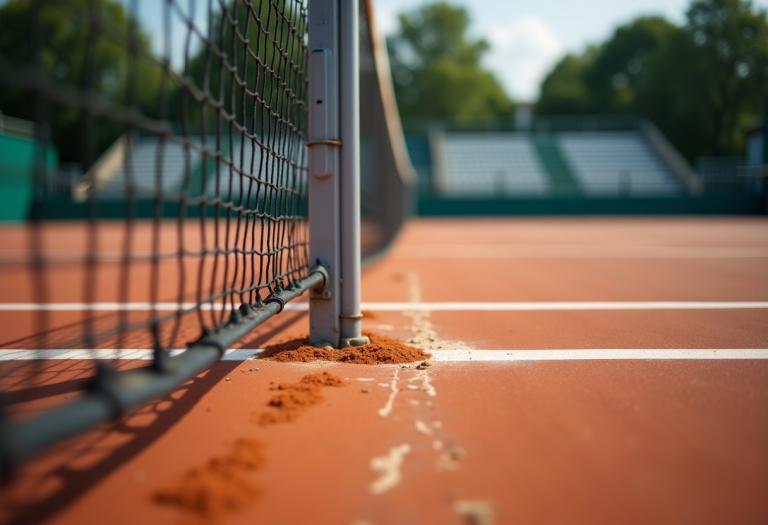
0;0;163;164
536;0;768;159
387;2;513;119
582;17;677;113
535;54;592;115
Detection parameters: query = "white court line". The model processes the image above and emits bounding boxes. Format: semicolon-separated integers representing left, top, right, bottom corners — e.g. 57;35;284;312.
1;301;767;312
0;349;262;361
360;302;768;311
429;349;768;361
0;303;310;312
390;245;768;259
1;349;767;361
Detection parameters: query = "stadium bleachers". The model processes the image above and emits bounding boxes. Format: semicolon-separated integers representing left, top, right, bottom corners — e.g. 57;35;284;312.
442;133;550;196
558;132;683;196
96;138;203;198
95;137;276;200
411;129;686;197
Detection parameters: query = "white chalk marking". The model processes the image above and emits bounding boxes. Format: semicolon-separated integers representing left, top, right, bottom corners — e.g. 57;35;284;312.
369;443;411;495
0;348;263;361
377;368;400;417
415;420;433;435
452;499;496;525
0;302;309;312
410;369;437;396
393;244;768;259
3;349;767;362
429;349;768;361
3;301;765;312
361;301;768;312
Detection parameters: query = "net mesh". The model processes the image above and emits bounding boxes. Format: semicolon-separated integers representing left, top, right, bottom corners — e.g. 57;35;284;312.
0;0;310;352
0;0;413;478
359;0;413;260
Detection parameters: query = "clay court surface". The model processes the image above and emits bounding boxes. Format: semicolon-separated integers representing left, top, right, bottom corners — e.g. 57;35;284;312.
1;217;767;525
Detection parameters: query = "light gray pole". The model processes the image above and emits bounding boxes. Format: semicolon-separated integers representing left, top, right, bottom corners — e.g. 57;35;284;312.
308;0;341;347
339;0;368;347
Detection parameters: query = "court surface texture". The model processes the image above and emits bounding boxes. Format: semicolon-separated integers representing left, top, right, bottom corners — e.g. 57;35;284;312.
1;217;767;525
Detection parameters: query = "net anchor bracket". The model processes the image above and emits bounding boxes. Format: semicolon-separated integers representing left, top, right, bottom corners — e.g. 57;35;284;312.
309;262;331;300
86;363;129;421
151;323;177;374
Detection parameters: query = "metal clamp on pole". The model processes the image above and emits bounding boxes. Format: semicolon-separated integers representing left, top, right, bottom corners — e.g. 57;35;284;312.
306;139;342;147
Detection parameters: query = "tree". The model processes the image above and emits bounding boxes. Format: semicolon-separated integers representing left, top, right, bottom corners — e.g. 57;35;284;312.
387;2;514;119
681;0;768;155
583;17;678;114
537;18;677;116
536;54;592;115
0;0;163;165
535;0;768;159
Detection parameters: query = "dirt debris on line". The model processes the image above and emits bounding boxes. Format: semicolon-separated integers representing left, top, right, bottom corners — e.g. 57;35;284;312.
257;371;349;426
260;332;431;364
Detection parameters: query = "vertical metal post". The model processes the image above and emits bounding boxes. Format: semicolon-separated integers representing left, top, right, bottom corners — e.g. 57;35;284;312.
339;0;368;347
308;0;341;347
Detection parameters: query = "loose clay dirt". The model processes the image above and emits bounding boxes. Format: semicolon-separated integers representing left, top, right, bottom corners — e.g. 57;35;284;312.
153;372;348;523
259;332;431;364
257;371;348;425
153;437;266;524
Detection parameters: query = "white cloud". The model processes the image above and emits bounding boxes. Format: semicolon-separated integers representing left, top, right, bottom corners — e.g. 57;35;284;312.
374;7;399;36
484;15;565;102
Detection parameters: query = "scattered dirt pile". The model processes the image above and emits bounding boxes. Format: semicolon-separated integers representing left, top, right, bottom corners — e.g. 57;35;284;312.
153;438;266;524
154;372;348;521
257;371;348;426
260;332;431;364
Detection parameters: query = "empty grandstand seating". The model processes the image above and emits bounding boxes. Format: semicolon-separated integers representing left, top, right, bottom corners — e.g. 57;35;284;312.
558;132;683;196
442;133;550;196
95;137;279;200
96;137;204;198
410;127;686;197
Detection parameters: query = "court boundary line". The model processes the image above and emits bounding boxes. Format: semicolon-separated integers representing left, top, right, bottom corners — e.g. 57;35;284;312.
1;348;767;361
1;301;767;312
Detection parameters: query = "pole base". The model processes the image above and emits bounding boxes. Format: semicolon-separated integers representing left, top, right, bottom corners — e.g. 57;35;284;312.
340;336;370;348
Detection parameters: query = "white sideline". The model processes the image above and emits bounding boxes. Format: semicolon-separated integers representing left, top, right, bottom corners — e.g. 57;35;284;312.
1;348;767;361
0;349;260;361
1;301;767;312
391;245;768;259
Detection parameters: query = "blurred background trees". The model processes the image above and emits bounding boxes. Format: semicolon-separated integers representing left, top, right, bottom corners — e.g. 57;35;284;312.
0;0;163;164
387;2;515;120
536;0;768;160
1;0;766;164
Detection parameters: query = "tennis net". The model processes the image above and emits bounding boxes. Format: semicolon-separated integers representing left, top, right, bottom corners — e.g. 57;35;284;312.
0;0;413;475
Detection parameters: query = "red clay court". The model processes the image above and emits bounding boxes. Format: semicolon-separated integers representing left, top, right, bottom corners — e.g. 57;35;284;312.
1;216;767;525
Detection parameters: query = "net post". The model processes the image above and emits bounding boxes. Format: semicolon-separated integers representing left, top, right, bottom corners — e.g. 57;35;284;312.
339;0;368;347
308;0;342;347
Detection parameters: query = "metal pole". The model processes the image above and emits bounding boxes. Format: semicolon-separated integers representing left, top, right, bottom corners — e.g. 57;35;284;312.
308;0;342;347
339;0;368;347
